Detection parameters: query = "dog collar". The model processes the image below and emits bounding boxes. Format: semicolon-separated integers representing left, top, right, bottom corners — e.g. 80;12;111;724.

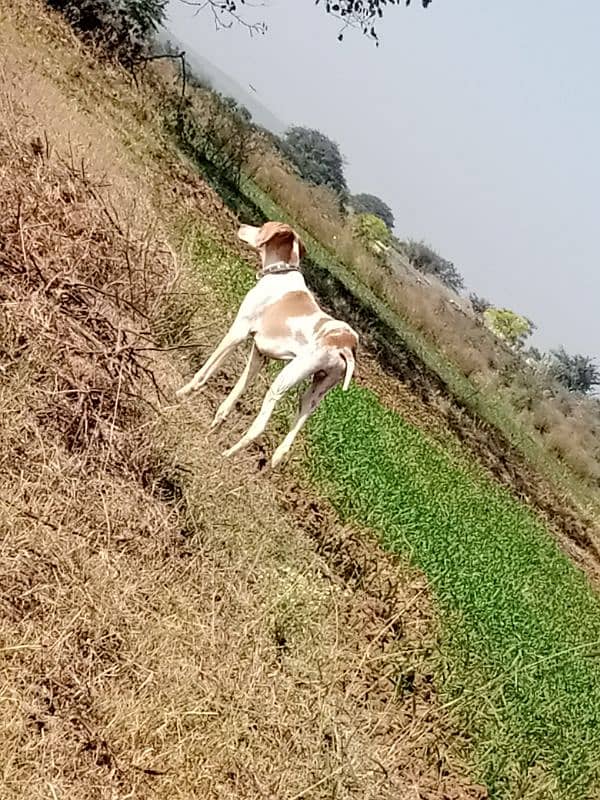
259;261;301;278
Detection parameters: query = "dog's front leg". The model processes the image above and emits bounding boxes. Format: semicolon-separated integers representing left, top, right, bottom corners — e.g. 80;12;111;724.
176;321;249;398
211;342;264;429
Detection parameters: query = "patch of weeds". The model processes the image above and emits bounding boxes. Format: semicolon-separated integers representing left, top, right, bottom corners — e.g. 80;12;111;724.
270;565;328;659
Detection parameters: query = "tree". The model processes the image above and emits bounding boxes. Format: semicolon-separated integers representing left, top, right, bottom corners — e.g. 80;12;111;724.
351;193;395;229
483;308;534;349
47;0;167;64
524;345;543;363
403;239;464;293
52;0;432;61
180;1;432;43
549;348;600;394
283;127;348;197
469;292;492;315
316;0;433;42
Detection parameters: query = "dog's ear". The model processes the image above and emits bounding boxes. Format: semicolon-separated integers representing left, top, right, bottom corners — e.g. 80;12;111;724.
237;224;261;248
289;234;306;267
255;222;305;266
255;221;288;248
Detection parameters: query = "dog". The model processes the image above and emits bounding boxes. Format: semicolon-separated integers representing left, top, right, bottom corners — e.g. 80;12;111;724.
176;221;359;468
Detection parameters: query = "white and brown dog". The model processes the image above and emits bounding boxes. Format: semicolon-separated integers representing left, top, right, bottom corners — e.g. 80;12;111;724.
176;221;358;467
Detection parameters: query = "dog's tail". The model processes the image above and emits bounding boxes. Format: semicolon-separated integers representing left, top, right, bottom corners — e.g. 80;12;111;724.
340;348;356;391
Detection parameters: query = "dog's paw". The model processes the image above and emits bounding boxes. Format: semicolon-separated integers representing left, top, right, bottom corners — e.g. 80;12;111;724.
270;450;287;470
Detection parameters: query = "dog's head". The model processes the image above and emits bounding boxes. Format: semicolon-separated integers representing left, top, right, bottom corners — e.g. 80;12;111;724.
238;221;306;268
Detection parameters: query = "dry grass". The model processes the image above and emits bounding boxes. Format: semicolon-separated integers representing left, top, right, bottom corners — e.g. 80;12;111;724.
0;23;486;799
248;149;368;266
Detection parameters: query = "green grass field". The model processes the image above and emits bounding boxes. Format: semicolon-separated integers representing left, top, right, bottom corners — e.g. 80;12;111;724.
307;387;600;799
184;221;600;799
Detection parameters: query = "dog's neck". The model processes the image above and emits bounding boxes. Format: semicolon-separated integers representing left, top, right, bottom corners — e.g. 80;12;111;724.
259;261;301;279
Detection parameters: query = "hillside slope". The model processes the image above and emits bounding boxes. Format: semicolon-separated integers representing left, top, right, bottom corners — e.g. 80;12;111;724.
3;3;600;799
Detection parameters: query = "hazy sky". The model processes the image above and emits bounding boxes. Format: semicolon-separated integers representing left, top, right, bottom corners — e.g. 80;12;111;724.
166;0;599;359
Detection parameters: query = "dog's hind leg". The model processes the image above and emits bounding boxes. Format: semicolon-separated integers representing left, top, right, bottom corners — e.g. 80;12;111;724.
222;354;318;459
271;367;342;468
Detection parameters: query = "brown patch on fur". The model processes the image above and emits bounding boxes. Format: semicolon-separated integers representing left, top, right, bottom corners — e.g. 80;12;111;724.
258;291;319;339
321;328;359;355
256;221;293;245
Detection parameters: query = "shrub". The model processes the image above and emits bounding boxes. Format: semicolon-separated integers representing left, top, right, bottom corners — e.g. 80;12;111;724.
402;239;464;293
483;308;534;349
549;347;600;395
354;213;391;253
351;193;395;229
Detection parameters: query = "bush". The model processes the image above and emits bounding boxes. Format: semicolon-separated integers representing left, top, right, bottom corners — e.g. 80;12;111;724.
549;347;600;395
354;213;390;252
351;193;395;229
483;307;534;349
469;292;491;315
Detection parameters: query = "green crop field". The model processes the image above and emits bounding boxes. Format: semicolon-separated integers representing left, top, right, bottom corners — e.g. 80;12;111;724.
307;386;600;798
